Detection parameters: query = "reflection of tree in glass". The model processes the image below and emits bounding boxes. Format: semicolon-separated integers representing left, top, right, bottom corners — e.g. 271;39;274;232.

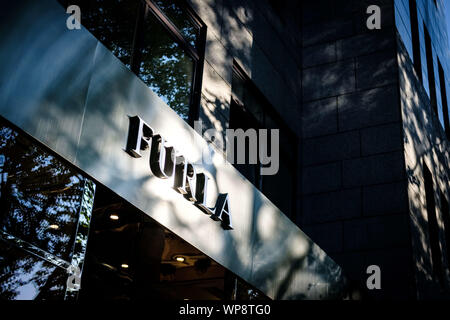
65;0;196;120
0;241;66;300
71;180;95;267
73;0;139;68
65;180;96;300
154;0;198;47
140;16;194;120
0;126;85;261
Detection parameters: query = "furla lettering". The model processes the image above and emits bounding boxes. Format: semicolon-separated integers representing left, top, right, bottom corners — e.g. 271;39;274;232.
125;115;233;230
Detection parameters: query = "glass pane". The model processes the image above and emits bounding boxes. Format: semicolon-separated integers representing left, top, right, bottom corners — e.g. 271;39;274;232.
0;122;88;262
244;90;264;125
66;0;140;68
231;71;264;124
139;14;195;120
0;238;67;300
262;156;295;217
229;101;260;186
58;0;196;121
231;71;245;104
153;0;200;48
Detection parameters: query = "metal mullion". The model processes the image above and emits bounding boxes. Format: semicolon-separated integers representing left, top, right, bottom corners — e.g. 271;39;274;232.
182;0;204;30
188;59;200;123
231;94;246;111
143;0;200;61
183;1;206;50
130;1;149;75
189;17;206;124
0;230;71;271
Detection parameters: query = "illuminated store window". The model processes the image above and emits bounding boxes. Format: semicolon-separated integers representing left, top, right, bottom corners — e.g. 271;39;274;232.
0;116;267;301
58;0;206;123
79;184;268;300
229;62;298;220
0;117;95;300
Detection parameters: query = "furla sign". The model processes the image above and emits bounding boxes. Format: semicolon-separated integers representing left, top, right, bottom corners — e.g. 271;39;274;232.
125;115;233;230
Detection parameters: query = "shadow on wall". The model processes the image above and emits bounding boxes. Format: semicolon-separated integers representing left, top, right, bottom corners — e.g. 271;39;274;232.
71;51;350;299
190;0;303;134
247;186;349;300
184;1;350;299
397;34;450;299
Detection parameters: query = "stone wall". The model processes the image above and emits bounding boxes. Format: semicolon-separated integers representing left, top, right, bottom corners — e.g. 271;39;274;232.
300;0;415;299
184;0;450;299
187;0;304;222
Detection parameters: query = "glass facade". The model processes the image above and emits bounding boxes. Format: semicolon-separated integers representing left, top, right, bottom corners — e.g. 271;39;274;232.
80;184;267;301
152;0;201;48
394;0;450;136
0;118;95;300
139;7;195;119
0;117;267;301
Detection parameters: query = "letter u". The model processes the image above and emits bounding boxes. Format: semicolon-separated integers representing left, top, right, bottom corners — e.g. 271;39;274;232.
149;134;175;179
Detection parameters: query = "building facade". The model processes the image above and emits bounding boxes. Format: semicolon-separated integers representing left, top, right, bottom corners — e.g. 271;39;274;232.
0;0;346;301
0;0;449;300
300;0;450;299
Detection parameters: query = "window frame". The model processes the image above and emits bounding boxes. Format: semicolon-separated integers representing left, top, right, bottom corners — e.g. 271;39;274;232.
58;0;206;126
409;0;422;83
230;61;298;220
423;163;445;285
440;191;450;274
135;0;206;125
437;58;450;139
423;24;438;115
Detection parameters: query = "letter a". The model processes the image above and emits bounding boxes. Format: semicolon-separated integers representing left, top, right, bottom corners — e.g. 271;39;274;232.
366;5;381;30
66;5;81;30
366;265;381;290
211;194;233;230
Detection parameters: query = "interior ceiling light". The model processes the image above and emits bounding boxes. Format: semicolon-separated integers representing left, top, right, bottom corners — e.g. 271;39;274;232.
109;214;119;220
121;263;129;269
173;255;185;263
48;224;59;230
